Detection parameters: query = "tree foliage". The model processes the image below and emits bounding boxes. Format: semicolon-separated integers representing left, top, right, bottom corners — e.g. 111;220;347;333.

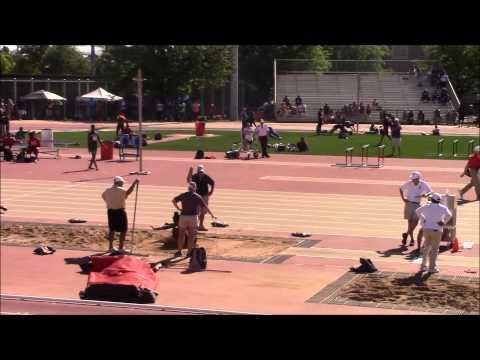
96;45;232;98
0;47;16;74
326;45;390;72
424;45;480;99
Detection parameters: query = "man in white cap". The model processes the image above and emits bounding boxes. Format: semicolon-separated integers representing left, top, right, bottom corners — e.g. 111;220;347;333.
172;182;216;257
102;176;139;251
415;193;452;273
187;164;215;231
255;119;270;158
399;171;433;247
459;145;480;201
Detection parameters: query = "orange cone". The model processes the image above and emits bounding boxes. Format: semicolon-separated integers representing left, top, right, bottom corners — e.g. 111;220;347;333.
451;237;460;253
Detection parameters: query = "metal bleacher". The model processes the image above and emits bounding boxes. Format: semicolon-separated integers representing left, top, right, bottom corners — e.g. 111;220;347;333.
276;72;456;123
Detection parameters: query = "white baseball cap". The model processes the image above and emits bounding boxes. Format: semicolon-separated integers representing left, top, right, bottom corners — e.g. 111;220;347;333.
430;193;442;202
114;176;125;184
410;171;421;180
474;145;480;153
197;165;205;172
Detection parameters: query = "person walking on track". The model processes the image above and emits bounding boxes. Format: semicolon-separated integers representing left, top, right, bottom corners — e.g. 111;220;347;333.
172;182;215;258
377;112;392;146
399;171;432;248
102;176;139;251
87;124;102;170
415;193;452;274
459;145;480;202
187;164;215;231
255;119;270;158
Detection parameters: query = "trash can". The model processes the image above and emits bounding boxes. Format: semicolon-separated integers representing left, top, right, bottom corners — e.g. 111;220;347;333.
101;140;114;160
195;121;206;136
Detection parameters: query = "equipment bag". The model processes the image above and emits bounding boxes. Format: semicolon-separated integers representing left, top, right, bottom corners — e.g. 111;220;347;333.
194;149;204;159
154;133;163;140
225;150;240;159
188;247;207;272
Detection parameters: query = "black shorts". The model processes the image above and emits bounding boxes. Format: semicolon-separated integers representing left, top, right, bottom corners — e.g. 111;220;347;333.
107;209;128;233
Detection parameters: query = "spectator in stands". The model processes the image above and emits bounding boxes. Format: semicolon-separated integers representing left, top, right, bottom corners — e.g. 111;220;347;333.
407;110;415;125
432;125;441;136
439;89;450;106
15;127;27;142
402;110;408;123
391;119;402;157
295;95;302;107
26;131;40;161
432;89;440;103
417;110;426;125
283;96;290;106
296;137;308;152
372;99;379;110
316;109;323;135
366;104;372;121
439;73;449;88
323;104;331;116
421;90;430;103
433;109;441;126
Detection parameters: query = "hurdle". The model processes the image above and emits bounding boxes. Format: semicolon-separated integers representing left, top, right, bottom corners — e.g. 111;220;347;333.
467;139;475;154
452;139;459;157
335;147;355;167
361;144;369;167
366;145;385;168
437;138;444;157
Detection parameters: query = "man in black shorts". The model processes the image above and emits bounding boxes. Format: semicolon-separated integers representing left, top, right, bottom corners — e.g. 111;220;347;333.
172;182;215;257
102;176;139;251
377;111;392;146
187;165;215;231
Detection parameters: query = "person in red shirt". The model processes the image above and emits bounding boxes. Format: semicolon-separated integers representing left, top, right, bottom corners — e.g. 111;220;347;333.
116;112;128;137
27;131;41;160
459;145;480;201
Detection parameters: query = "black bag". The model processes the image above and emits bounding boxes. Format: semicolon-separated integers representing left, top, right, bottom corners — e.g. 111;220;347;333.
276;143;286;151
188;247;207;272
195;149;204;159
225;150;239;159
154;133;162;140
3;148;13;161
350;258;378;273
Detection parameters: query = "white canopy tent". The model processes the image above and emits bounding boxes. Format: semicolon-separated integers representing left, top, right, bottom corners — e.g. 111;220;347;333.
77;87;123;102
21;90;66;101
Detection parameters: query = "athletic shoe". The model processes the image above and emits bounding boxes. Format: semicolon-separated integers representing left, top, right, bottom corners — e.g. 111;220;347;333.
198;225;208;231
174;251;182;258
409;239;415;247
402;233;408;245
419;266;427;272
428;267;440;274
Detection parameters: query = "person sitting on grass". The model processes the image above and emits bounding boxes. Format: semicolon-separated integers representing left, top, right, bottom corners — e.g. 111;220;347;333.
432;125;441;136
26;131;40;161
366;123;379;134
296;137;308;152
328;120;354;138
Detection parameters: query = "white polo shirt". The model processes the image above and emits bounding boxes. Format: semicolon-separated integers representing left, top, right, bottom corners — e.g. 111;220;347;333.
400;180;432;203
255;124;269;137
415;203;452;231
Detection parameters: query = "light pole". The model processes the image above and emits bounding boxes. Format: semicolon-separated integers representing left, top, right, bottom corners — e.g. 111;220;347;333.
130;68;151;175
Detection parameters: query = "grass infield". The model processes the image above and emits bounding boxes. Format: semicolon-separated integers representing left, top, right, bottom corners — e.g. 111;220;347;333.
54;129;478;160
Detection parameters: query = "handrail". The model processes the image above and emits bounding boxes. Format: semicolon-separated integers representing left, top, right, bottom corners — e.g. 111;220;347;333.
446;77;461;111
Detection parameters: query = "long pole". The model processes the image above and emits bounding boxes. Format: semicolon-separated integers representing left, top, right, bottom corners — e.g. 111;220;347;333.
138;68;143;173
131;183;139;253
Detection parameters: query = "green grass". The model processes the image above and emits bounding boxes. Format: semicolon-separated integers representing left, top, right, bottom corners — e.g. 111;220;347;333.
54;130;478;160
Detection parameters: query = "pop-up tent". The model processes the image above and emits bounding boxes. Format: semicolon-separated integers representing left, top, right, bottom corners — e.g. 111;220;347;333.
22;90;66;101
78;87;123;101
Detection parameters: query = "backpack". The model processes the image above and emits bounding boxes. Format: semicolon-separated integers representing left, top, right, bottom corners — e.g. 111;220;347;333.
195;149;204;159
225;150;240;159
188;247;207;272
154;133;162;140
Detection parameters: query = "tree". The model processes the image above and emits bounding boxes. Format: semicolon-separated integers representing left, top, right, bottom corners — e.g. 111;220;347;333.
239;45;330;106
12;45;49;74
40;45;90;75
96;45;232;99
0;47;15;74
326;45;390;72
424;45;480;100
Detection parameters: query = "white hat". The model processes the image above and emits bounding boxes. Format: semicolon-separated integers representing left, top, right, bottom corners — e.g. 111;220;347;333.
474;145;480;153
197;165;205;173
114;176;125;184
410;171;421;180
430;193;442;202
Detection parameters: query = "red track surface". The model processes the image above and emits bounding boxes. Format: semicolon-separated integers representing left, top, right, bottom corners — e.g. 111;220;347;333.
1;143;478;314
